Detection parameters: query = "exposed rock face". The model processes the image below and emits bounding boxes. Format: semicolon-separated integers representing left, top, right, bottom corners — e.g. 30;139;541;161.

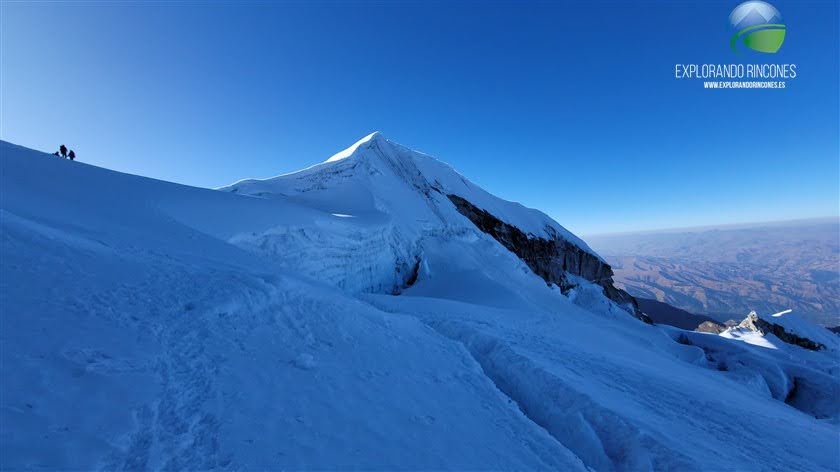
447;194;649;322
738;312;826;351
695;321;726;334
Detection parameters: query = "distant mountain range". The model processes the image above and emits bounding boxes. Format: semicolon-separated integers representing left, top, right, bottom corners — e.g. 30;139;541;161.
587;218;840;327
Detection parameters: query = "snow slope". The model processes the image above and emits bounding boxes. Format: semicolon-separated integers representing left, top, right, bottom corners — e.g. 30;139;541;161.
0;141;584;470
2;137;838;471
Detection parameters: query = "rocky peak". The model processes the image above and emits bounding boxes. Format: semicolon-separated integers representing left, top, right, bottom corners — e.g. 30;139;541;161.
695;321;726;334
736;311;826;351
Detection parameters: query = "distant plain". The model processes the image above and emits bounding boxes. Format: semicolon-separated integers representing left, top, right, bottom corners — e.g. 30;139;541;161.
586;218;840;327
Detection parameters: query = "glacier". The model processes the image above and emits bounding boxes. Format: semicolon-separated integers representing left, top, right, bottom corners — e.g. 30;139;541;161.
1;135;838;471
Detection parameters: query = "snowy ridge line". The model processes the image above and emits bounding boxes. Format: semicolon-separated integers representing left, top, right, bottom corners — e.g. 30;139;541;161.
218;132;384;191
365;134;449;225
217;133;382;191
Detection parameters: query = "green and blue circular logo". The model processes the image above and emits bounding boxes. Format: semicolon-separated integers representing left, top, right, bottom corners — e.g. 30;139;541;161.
729;1;786;53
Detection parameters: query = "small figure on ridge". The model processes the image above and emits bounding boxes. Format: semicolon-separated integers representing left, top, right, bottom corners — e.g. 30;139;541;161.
68;150;75;161
59;144;67;159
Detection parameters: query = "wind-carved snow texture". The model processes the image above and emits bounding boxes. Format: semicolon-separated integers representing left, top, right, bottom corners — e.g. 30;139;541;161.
2;137;839;471
422;320;697;471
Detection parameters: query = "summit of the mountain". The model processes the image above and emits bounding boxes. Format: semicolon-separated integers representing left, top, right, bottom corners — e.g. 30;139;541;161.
325;131;384;163
222;133;640;318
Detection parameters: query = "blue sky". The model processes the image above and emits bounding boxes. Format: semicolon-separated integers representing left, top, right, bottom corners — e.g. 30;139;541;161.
2;1;837;234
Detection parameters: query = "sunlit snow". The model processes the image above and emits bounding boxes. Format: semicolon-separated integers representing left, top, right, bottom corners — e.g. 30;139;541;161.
2;136;837;471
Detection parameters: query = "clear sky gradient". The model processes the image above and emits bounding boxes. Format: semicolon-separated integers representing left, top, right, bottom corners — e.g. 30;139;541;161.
2;1;838;234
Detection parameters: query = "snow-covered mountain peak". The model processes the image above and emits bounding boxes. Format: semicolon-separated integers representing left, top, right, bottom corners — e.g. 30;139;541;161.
226;134;581;242
325;131;384;163
222;134;641;319
324;131;451;186
223;133;593;251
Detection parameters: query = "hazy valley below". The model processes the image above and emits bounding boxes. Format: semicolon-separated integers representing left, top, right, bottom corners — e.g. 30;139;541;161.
587;219;840;327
